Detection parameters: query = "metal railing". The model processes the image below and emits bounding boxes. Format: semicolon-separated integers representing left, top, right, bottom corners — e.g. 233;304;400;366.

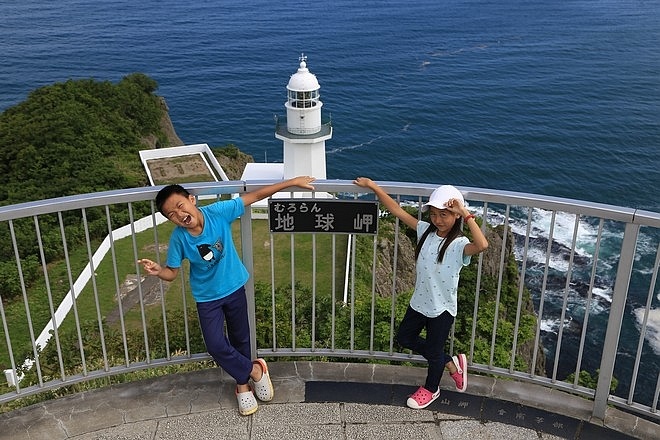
0;180;658;422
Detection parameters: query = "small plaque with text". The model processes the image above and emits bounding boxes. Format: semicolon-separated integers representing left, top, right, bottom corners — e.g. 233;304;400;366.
268;199;378;234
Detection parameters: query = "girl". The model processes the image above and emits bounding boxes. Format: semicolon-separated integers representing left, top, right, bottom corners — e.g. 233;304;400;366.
353;177;488;409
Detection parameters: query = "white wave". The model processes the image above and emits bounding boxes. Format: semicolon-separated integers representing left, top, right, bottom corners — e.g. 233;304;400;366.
633;308;660;356
327;135;383;154
632;235;660;275
635;266;657;276
492;207;599;259
515;244;571;272
531;209;601;256
592;286;613;303
540;317;574;334
492;207;656;289
633;230;660;257
327;122;411;155
540;319;559;334
589;301;607;315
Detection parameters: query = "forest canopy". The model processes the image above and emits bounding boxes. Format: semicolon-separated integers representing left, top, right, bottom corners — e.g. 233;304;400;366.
0;73;165;205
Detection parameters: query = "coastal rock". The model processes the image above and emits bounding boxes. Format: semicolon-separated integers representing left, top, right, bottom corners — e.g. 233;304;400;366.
157;97;184;147
373;227;417;297
141;97;184;149
214;146;254;181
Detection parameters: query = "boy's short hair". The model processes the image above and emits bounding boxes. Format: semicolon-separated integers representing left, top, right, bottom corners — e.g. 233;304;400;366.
156;184;190;215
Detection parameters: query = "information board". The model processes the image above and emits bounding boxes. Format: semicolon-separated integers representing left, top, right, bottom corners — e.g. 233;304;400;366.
268;199;379;234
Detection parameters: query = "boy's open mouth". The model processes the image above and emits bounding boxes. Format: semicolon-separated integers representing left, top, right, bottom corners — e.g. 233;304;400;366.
183;215;192;225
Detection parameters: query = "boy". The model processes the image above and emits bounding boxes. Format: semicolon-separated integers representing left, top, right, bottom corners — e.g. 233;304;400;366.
138;176;316;415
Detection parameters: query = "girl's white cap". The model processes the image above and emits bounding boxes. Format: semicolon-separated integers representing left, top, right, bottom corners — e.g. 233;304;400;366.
421;185;464;212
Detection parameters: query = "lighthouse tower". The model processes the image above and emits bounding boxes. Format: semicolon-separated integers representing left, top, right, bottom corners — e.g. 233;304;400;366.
275;55;332;180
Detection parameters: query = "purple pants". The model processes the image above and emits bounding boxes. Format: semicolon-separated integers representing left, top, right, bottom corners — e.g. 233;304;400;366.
196;286;253;385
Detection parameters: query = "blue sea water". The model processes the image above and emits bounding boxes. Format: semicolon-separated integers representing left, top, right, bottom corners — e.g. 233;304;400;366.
1;0;659;406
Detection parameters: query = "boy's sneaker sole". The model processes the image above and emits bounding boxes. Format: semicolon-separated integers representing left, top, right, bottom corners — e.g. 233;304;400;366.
236;387;258;416
252;358;274;402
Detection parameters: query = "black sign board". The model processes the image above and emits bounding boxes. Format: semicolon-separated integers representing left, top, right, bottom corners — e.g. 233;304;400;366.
268;199;379;234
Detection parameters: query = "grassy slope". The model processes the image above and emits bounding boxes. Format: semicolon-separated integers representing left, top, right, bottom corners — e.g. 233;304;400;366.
0;217;347;368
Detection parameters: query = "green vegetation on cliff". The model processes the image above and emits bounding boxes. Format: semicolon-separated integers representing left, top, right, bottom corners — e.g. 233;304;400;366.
0;74;166;304
0;75;250;304
0;73;165;204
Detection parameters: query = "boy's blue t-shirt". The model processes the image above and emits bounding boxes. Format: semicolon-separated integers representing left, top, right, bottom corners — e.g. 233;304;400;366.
166;197;249;303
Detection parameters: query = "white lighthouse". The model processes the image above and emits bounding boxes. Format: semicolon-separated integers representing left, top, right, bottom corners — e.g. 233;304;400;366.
275;54;332;180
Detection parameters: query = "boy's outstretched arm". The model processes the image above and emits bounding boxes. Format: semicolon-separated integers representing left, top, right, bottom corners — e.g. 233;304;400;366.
353;177;418;230
241;176;316;207
137;258;179;281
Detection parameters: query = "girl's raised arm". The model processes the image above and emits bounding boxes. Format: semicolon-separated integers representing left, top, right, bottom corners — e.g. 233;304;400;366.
353;177;418;230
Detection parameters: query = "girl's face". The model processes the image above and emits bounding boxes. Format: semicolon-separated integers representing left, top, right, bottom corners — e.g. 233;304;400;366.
428;207;460;236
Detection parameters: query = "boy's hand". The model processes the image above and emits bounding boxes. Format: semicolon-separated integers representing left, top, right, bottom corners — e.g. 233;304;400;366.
293;175;316;190
137;258;161;276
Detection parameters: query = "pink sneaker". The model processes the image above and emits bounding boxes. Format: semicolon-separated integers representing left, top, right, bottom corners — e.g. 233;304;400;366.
406;386;440;409
450;353;468;392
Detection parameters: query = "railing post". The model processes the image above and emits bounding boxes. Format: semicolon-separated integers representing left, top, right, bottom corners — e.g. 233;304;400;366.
592;221;639;420
241;206;257;359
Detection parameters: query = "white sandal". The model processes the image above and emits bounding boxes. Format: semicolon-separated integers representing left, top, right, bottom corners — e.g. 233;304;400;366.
235;387;258;416
252;358;274;402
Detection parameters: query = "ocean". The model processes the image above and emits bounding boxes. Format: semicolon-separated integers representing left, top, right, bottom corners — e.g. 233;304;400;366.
1;0;659;406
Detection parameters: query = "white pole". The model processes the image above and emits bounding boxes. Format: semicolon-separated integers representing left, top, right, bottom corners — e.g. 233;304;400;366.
343;234;353;305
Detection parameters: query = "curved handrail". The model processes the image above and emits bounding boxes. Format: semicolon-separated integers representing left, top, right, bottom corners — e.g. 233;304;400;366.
0;180;658;423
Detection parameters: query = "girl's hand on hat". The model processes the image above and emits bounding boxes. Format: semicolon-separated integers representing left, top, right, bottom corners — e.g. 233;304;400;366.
445;198;469;217
444;197;461;208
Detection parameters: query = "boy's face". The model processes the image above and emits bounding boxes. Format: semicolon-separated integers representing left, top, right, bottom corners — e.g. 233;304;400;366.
161;193;202;230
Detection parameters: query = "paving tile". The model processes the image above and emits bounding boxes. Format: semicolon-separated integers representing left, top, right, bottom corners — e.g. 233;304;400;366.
579;421;638;440
482;398;580;439
427;388;485;420
346;422;442;440
0;362;651;440
305;380;392;405
343;402;435;424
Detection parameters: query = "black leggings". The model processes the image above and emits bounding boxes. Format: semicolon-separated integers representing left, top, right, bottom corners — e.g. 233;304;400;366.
396;306;454;391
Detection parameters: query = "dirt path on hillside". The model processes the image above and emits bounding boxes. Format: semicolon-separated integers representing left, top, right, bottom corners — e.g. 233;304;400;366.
106;275;169;324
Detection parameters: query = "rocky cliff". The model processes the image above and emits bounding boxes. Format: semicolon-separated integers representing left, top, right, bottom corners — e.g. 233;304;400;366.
149;102;254;181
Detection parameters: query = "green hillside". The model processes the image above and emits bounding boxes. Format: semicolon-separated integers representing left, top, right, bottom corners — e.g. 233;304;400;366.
0;73;166;205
